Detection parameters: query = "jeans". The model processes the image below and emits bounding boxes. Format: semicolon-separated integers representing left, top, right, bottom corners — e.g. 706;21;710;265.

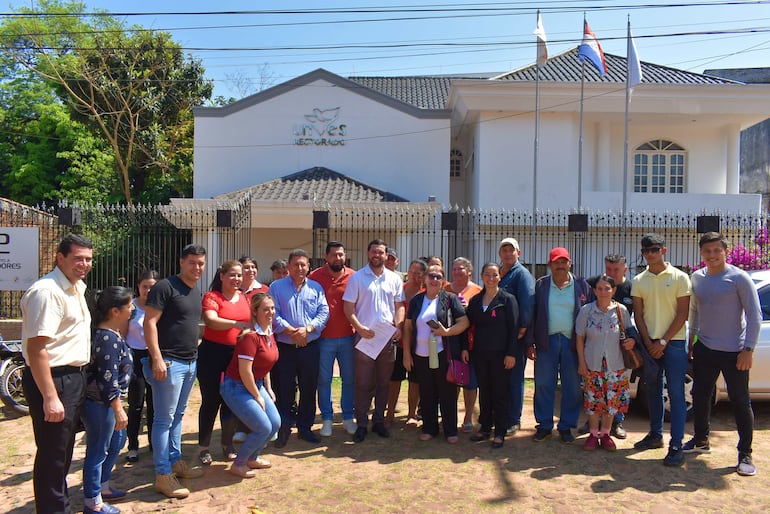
22;366;86;514
645;339;688;447
692;343;754;454
196;340;236;447
533;334;582;432
273;341;320;432
508;341;527;426
221;377;281;467
142;357;197;475
127;348;153;451
317;336;355;421
82;400;127;503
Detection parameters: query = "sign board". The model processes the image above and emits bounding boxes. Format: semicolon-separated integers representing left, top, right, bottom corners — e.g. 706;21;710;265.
0;227;40;291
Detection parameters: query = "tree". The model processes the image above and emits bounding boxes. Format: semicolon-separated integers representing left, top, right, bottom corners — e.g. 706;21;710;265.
1;0;213;205
0;71;119;205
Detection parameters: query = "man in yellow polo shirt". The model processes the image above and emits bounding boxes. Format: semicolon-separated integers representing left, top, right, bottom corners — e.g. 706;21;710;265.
631;233;691;467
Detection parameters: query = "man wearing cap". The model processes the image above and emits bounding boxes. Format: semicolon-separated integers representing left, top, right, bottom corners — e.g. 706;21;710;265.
632;233;691;467
526;247;593;443
498;237;535;435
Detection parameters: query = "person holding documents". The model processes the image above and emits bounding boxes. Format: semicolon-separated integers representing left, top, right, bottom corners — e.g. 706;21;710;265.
343;239;406;443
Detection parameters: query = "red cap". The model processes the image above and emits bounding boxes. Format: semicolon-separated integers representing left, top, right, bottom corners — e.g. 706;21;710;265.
548;247;571;263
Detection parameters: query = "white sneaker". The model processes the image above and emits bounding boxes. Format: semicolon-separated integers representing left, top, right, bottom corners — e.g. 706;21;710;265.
343;418;357;435
320;420;333;437
737;453;757;476
233;431;247;443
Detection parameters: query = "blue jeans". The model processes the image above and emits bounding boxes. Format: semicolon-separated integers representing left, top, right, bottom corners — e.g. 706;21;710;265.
221;376;281;467
317;336;355;421
142;357;197;475
645;339;688;448
508;341;527;426
533;334;583;431
82;400;127;503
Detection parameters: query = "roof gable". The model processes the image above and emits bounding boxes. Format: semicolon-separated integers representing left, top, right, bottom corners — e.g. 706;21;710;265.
215;166;409;203
494;47;740;85
194;68;449;119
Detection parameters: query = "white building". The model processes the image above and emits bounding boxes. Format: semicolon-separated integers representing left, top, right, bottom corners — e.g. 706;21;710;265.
187;49;770;280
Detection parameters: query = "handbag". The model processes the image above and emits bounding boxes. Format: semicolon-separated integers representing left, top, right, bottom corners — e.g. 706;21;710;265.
442;293;471;386
616;305;643;370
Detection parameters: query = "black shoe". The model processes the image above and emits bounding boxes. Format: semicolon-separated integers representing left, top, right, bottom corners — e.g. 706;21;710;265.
664;446;684;467
491;438;505;449
353;426;367;443
577;420;590;435
533;428;552;442
506;423;520;435
470;431;491;442
611;421;627;440
372;422;390;438
634;432;664;450
298;429;321;444
558;429;575;444
275;428;291;448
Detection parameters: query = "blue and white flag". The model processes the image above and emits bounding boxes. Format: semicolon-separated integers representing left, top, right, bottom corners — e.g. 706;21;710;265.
577;20;607;76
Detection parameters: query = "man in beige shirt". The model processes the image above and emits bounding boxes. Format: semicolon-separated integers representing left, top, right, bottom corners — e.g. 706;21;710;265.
21;234;94;513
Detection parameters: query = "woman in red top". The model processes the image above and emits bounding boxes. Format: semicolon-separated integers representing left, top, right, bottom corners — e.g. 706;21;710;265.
239;256;269;301
221;293;280;478
197;260;252;465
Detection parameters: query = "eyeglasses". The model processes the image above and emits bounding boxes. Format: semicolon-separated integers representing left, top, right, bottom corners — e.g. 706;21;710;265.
427;273;444;280
641;247;662;255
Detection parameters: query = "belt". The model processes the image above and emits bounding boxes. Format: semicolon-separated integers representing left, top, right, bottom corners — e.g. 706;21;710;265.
49;365;88;377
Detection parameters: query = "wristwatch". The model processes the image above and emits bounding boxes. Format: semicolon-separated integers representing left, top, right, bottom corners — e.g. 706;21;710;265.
744;347;754;352
306;324;315;333
659;338;667;347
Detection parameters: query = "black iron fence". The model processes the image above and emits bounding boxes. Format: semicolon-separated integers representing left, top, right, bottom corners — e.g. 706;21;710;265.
2;196;769;320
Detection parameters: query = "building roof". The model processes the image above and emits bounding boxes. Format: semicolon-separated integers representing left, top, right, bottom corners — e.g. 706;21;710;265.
348;73;498;110
703;67;770;84
494;47;740;85
216;167;409;203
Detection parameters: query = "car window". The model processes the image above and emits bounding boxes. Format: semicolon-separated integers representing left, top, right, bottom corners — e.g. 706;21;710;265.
759;285;770;321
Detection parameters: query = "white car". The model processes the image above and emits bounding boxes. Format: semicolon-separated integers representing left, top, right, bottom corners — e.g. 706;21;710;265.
629;268;769;418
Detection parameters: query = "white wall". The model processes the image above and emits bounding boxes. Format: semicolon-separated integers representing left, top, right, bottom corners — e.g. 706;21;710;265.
195;78;449;203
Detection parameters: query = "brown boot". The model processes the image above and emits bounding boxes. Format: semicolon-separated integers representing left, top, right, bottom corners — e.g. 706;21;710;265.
172;459;205;479
155;473;190;499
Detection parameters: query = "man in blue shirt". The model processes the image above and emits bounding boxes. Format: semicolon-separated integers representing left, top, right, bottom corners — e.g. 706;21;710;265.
498;238;535;435
269;249;329;447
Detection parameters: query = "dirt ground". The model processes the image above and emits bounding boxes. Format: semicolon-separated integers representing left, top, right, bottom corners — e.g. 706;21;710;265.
1;383;769;514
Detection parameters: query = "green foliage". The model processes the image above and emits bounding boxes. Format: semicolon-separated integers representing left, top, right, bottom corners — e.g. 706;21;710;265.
0;0;213;205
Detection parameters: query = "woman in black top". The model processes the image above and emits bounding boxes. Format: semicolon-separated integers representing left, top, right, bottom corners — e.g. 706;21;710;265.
403;264;469;443
464;262;519;448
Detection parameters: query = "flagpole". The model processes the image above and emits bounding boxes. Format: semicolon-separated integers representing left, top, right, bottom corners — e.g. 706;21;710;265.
532;11;542;277
622;18;631;248
578;60;586;211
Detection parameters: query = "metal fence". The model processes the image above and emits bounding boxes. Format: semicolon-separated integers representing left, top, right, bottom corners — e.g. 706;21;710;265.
2;196;769;319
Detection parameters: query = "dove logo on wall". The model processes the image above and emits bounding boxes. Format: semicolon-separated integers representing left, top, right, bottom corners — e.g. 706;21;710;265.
293;107;347;146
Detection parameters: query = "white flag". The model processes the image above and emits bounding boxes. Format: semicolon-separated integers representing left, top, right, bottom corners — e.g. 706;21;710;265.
534;11;548;69
628;25;642;90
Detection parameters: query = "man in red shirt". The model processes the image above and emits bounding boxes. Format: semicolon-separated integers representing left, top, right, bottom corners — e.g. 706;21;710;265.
308;241;357;437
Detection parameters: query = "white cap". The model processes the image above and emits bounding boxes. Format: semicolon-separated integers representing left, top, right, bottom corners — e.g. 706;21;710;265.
498;237;520;251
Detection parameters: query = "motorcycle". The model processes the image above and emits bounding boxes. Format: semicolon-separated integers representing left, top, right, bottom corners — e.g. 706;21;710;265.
0;339;28;416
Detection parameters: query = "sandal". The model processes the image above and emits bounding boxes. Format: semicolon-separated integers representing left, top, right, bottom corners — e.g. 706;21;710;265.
223;445;238;462
198;449;213;466
461;422;474;433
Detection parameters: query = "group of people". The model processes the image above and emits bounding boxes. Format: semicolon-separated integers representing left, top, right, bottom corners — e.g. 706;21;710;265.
18;231;760;513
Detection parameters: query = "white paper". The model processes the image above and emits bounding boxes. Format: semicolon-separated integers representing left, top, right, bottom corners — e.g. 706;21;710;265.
355;320;397;359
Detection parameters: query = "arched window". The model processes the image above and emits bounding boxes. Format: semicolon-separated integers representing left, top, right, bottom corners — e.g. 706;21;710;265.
633;139;686;193
450;149;462;178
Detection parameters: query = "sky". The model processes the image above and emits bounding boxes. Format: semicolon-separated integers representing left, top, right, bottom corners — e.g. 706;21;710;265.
4;1;770;99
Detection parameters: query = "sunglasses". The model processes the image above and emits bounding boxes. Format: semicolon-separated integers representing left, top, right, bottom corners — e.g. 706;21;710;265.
427;273;444;280
641;247;662;254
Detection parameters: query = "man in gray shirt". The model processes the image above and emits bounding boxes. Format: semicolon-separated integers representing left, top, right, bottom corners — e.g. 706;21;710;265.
685;232;761;477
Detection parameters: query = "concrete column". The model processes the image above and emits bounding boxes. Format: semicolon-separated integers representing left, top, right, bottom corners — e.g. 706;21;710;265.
597;120;611;191
725;124;740;194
